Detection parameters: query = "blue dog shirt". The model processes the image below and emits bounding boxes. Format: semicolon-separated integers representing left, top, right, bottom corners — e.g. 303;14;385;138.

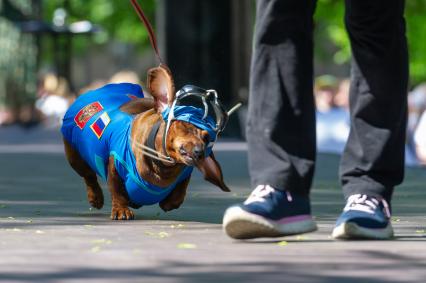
61;83;192;207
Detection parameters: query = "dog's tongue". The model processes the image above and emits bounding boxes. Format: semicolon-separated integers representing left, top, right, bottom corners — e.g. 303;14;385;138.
195;154;230;192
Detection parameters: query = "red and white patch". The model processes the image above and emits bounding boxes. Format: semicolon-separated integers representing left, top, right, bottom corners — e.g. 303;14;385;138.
74;101;103;129
127;94;139;100
90;112;111;139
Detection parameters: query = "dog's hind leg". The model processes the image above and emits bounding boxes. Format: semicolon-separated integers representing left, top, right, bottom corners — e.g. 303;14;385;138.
63;139;104;209
159;177;191;212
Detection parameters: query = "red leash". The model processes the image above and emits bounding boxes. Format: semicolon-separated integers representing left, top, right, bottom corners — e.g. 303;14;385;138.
130;0;163;64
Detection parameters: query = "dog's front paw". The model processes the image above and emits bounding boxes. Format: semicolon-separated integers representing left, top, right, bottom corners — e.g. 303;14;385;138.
111;206;134;220
159;199;182;212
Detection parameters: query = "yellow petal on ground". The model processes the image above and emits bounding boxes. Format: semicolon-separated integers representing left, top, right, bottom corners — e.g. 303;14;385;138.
277;241;288;247
90;246;101;253
158;232;169;238
296;235;307;240
171;224;185;229
415;230;425;234
177;243;197;249
91;238;112;245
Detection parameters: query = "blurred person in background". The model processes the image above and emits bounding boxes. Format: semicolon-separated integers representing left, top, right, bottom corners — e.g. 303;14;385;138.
315;75;350;154
78;79;108;97
109;70;141;85
411;83;426;165
35;73;74;128
408;83;426;135
334;78;350;110
405;83;426;166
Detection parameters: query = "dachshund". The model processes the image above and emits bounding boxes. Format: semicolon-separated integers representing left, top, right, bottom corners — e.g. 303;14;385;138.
61;65;230;220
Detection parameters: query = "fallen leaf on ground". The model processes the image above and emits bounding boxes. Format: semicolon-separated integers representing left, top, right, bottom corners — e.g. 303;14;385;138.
158;232;169;238
296;235;308;240
177;243;197;249
90;246;101;253
415;230;425;234
277;241;288;247
170;224;185;229
91;239;112;245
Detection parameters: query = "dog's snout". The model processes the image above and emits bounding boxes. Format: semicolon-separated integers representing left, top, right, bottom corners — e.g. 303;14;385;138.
179;145;187;155
192;145;204;160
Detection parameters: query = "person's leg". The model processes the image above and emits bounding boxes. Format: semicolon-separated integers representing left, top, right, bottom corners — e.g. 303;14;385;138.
223;0;318;239
333;0;408;239
247;0;317;197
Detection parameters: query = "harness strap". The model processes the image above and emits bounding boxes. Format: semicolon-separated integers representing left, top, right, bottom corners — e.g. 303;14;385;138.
146;120;162;151
144;120;171;167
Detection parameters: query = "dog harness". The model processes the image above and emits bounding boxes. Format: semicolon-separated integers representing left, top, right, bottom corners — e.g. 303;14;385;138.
61;83;193;207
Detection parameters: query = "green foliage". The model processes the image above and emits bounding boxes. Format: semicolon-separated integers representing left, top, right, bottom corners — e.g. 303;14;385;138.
42;0;155;48
315;0;426;85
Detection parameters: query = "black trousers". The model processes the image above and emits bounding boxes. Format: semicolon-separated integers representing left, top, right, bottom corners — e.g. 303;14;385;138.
247;0;408;202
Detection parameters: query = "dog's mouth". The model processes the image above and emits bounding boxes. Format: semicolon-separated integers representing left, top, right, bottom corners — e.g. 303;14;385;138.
181;154;195;166
178;146;205;166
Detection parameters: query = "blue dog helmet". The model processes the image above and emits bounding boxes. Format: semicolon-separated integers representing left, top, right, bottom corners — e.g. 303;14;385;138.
161;85;228;156
173;85;229;133
164;85;229;138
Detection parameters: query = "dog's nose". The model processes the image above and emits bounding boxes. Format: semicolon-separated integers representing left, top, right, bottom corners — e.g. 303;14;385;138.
192;146;204;160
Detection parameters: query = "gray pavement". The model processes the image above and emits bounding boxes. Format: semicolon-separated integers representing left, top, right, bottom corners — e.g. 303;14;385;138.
1;126;426;282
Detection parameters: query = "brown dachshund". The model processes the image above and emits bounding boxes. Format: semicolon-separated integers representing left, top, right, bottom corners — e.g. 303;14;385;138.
62;65;229;220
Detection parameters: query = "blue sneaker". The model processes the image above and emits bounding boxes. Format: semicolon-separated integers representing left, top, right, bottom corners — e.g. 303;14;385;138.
332;194;393;240
223;185;317;239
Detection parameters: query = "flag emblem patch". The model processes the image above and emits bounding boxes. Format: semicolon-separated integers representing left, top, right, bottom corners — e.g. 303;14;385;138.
74;101;103;129
127;94;139;100
90;112;111;139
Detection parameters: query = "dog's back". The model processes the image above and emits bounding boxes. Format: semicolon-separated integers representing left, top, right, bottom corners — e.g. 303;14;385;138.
61;83;144;179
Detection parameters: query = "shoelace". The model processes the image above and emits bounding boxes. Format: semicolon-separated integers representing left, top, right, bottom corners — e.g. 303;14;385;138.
244;185;292;205
344;194;391;218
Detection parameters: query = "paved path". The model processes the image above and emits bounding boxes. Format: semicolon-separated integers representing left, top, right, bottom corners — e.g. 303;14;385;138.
0;127;426;282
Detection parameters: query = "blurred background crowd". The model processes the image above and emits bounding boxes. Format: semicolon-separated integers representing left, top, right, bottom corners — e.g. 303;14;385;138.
0;0;426;167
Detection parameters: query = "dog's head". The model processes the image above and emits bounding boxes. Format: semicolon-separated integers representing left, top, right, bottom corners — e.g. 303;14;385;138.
147;64;230;192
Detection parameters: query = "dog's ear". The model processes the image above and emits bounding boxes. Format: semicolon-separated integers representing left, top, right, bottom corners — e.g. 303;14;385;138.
196;152;230;192
147;64;175;113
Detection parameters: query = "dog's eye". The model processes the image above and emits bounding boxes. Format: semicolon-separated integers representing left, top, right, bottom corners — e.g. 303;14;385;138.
201;130;210;142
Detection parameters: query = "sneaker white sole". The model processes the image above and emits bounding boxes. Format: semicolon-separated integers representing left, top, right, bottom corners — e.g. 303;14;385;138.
332;221;394;240
223;206;317;240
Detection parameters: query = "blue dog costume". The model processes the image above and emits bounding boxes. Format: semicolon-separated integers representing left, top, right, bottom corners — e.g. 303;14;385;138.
62;83;195;207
